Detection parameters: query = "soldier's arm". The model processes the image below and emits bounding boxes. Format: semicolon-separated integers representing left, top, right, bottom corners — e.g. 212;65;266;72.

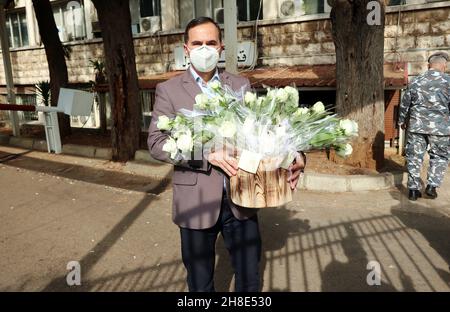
398;85;412;127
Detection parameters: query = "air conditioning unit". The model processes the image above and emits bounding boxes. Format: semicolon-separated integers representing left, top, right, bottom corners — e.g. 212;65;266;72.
139;16;161;34
214;8;224;24
279;0;303;18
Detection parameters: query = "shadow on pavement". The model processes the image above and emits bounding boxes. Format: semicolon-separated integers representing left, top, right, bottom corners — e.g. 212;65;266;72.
34;206;447;292
321;223;414;292
39;171;172;291
2;159;448;291
0;150;170;194
389;183;450;288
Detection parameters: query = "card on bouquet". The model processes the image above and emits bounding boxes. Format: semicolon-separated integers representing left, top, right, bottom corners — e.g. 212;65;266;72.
238;149;263;174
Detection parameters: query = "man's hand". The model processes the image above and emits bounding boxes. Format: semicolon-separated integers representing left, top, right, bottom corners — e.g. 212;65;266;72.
400;123;407;130
288;153;306;190
207;149;238;177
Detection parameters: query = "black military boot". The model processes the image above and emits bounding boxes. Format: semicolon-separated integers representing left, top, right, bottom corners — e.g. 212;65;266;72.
425;185;437;199
408;189;422;201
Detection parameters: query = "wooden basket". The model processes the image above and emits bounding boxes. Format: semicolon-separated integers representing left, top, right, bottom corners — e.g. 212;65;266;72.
230;158;292;208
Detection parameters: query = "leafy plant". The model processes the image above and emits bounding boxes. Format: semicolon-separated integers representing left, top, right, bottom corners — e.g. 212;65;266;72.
35;80;51;106
89;59;107;84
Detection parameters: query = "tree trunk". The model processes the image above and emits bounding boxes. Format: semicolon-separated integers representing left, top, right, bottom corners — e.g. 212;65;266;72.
329;0;385;170
92;0;141;161
32;0;71;138
98;92;107;134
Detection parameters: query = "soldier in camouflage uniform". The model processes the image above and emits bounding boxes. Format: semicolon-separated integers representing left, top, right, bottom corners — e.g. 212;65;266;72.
398;52;450;201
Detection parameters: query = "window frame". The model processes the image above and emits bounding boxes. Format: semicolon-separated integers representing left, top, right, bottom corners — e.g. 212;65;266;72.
238;0;262;22
52;0;87;43
139;0;161;18
5;9;28;49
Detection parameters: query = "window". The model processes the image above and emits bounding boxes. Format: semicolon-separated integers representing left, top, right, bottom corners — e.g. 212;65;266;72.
130;0;161;34
16;94;38;122
52;0;87;42
387;0;438;5
99;88;155;131
179;0;223;28
387;0;406;5
277;0;328;17
179;0;194;28
179;0;262;28
140;0;160;17
237;0;263;22
5;11;28;48
141;90;155;131
302;0;325;15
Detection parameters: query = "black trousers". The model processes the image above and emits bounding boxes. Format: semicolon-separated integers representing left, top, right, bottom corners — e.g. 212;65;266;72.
179;192;262;292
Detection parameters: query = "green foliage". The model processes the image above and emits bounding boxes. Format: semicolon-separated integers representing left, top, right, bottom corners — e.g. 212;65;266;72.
89;59;107;84
35;80;51;106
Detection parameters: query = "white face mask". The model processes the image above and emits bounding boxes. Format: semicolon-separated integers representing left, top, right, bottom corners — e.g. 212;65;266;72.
188;45;220;73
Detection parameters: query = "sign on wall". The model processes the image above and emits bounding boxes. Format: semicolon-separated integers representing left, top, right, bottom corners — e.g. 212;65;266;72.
174;41;256;70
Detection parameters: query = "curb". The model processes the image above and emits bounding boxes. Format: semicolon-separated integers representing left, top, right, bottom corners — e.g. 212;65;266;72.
1;135;405;193
3;135;112;160
298;171;405;193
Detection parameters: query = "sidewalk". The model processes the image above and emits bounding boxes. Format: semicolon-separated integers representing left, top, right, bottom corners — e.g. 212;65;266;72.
0;145;449;292
1;134;405;192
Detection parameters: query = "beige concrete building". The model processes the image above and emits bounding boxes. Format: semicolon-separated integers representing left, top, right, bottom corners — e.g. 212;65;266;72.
0;0;449;147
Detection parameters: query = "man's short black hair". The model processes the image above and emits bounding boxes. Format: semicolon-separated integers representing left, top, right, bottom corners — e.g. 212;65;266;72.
184;16;222;43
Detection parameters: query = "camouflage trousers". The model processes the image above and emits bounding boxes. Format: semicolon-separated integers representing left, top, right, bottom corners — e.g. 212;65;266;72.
405;132;450;190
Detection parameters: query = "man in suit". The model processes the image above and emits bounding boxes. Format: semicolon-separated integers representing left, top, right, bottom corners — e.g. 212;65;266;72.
147;17;305;292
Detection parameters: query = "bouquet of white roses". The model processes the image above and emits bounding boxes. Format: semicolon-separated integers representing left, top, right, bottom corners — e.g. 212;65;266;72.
156;81;358;207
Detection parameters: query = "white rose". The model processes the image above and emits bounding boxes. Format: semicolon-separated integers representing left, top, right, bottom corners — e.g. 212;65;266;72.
312;101;325;114
156;115;171;131
336;144;353;158
173;127;191;139
275;88;289;103
174;115;183;124
266;89;277;100
208;80;221;91
339;119;359;137
176;134;194;154
195;93;209;110
162;137;178;158
295;107;309;116
244;92;257;105
284;86;299;105
218;120;237;138
209;96;222;109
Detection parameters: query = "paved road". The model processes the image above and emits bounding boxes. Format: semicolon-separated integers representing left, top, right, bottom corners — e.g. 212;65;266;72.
0;146;449;292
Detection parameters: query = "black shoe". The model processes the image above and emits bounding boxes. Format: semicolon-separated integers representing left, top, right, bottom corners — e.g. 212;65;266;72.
425;185;437;199
408;190;422;201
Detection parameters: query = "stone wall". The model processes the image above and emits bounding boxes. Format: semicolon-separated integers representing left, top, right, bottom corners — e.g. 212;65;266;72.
0;5;449;87
253;19;335;67
254;6;450;76
384;8;450;75
0;32;183;86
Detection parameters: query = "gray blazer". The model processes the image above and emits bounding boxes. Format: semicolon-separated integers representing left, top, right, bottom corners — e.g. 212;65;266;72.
147;69;258;230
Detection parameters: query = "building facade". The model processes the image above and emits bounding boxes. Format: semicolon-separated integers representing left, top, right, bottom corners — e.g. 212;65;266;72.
0;0;449;148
